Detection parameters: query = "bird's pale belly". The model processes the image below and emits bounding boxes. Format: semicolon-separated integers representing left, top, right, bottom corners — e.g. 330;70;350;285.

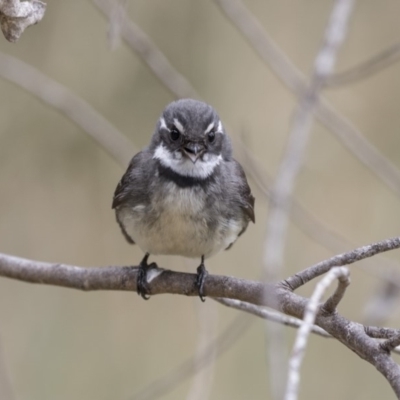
119;185;243;258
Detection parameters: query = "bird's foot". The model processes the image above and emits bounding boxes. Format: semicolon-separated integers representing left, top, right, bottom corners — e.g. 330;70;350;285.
137;254;158;300
196;261;208;302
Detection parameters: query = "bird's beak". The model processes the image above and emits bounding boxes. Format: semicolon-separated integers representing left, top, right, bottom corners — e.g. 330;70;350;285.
183;143;204;163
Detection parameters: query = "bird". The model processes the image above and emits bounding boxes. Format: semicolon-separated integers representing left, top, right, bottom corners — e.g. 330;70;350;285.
112;99;255;301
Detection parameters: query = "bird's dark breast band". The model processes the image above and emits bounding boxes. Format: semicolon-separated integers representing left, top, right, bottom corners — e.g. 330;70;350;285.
157;163;215;188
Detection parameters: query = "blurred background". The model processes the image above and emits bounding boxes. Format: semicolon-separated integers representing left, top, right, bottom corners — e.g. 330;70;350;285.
1;0;400;399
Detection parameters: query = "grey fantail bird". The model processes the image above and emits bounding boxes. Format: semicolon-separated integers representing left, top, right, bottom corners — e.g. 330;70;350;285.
112;99;255;301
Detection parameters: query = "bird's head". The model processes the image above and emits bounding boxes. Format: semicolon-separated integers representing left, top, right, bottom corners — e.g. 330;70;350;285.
150;99;232;179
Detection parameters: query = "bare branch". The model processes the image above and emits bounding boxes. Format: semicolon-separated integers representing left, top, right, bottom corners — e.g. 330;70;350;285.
93;0;200;99
2;237;399;305
0;252;272;304
365;326;400;340
0;0;45;42
327;42;400;87
284;236;400;291
284;267;350;400
215;298;331;338
215;0;400;199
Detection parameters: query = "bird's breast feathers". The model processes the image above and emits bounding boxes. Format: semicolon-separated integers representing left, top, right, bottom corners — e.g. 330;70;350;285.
117;181;244;258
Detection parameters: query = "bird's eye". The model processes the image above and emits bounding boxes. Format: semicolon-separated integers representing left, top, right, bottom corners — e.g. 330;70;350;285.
170;128;181;141
208;131;216;143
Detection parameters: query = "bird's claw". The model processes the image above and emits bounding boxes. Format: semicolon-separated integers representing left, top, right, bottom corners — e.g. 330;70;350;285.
196;263;208;302
137;255;158;300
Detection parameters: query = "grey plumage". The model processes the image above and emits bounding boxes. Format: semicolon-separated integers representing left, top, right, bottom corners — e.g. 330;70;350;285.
112;99;254;299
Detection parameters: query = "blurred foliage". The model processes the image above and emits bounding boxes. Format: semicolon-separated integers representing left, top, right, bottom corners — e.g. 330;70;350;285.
1;0;400;399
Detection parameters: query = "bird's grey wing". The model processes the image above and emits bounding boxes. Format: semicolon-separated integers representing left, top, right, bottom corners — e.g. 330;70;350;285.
112;150;151;209
232;159;255;224
223;160;255;251
112;150;152;244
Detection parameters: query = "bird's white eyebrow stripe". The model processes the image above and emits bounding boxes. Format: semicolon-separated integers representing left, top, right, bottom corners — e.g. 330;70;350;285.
216;120;223;133
173;118;185;133
205;122;215;134
160;118;167;130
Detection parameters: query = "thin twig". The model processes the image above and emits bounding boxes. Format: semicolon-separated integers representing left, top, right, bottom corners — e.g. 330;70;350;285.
215;0;400;199
284;236;400;291
326;42;400;87
215;298;331;338
284;267;350;400
322;268;351;313
365;326;400;340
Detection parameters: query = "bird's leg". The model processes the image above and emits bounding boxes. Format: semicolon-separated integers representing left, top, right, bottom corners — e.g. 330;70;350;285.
196;255;208;302
137;253;158;300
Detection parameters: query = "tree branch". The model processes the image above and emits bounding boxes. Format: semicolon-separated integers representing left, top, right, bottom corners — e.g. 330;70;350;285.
0;252;271;304
2;236;400;395
1;236;400;308
284;236;400;291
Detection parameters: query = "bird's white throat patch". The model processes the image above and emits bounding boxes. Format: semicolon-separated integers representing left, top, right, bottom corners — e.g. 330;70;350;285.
153;144;222;179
